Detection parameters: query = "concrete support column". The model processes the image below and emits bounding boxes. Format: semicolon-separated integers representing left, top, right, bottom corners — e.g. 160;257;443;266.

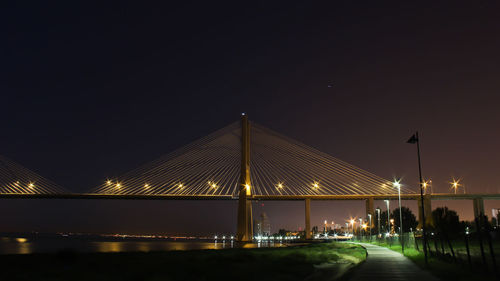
473;197;485;220
305;198;311;239
236;114;253;241
417;194;433;229
366;198;374;227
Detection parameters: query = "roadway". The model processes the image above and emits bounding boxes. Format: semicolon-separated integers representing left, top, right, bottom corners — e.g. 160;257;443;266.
0;193;498;200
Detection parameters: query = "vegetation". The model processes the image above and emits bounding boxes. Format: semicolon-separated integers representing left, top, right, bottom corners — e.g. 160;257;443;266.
431;207;463;238
0;242;366;281
377;206;417;233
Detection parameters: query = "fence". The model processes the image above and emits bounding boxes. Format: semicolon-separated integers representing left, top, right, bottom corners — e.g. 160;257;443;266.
351;229;499;273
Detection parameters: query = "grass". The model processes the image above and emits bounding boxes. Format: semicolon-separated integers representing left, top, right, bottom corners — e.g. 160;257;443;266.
361;239;500;281
0;242;366;281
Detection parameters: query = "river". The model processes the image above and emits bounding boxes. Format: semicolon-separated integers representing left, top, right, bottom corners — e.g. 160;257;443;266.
0;235;285;255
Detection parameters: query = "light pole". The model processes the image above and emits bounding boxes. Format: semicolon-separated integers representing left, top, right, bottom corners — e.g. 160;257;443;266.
376;207;381;237
394;180;404;254
384;200;390;234
407;132;428;265
368;214;372;240
350;219;355;237
359;218;363;240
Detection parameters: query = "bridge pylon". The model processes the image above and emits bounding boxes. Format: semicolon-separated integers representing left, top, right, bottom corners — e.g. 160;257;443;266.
236;113;253;241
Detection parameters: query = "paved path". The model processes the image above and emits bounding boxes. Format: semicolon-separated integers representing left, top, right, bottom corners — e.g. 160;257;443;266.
349;243;440;281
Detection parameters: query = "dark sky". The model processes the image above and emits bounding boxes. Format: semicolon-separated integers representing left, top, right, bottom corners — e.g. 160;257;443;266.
1;1;500;235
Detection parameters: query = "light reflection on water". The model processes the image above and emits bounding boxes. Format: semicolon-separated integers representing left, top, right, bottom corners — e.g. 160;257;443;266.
0;237;284;255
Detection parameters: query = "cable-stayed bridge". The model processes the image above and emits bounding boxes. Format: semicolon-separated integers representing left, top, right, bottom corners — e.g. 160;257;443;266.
1;114;499;240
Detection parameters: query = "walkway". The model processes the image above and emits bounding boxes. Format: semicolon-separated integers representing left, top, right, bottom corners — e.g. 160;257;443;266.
349;243;440;281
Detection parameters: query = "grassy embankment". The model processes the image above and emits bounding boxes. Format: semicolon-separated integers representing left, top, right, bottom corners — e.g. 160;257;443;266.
365;240;499;281
0;242;366;281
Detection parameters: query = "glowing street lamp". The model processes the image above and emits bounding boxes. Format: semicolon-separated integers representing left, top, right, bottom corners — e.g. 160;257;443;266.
276;182;284;189
422;179;432;194
350;219;355;235
312;182;319;189
451;179;461;194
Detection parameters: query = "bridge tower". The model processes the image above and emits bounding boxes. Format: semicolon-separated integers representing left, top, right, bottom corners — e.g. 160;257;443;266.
236;113;253;241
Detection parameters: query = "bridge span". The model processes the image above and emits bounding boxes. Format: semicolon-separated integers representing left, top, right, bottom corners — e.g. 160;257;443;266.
1;114;499;240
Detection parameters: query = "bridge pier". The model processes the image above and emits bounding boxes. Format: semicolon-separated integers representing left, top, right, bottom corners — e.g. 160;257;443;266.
366;198;374;227
305;198;311;239
473;197;485;220
236;114;253;241
417;194;434;229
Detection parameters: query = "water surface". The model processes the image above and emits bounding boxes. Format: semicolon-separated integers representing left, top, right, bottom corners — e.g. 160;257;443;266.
0;236;284;255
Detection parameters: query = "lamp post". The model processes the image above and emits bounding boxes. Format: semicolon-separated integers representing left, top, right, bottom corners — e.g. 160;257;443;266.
394;180;404;254
376;207;381;237
407;131;428;265
350;219;355;237
359;218;363;240
384;200;390;234
368;214;372;240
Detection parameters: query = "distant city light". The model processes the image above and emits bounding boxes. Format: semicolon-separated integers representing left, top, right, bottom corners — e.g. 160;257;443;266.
312;181;319;189
144;183;150;188
116;183;121;188
106;180;112;185
28;182;35;188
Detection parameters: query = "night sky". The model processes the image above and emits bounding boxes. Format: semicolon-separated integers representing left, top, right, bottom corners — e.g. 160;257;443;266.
2;1;500;235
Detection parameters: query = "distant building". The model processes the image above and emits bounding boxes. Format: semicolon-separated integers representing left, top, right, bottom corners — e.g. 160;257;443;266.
253;212;271;236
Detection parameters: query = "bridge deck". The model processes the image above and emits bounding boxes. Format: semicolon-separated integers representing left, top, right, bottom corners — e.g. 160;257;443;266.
0;193;498;200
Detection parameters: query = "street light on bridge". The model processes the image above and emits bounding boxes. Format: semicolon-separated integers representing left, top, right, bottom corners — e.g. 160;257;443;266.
312;181;320;189
451;179;461;194
422;179;431;194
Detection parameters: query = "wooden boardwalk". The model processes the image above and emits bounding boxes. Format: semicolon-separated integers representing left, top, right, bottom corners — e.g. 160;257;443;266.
349;243;440;281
